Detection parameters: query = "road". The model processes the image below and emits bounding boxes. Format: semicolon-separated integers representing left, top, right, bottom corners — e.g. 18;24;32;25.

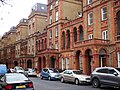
30;77;118;90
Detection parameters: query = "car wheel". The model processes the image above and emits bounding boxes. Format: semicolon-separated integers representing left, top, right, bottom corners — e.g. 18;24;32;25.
40;75;43;80
75;79;79;85
48;76;51;81
61;77;64;83
92;78;100;88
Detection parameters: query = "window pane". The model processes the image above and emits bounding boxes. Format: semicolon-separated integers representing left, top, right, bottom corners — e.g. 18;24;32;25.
102;7;107;20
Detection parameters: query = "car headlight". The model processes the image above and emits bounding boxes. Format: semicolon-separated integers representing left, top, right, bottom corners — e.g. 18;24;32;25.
79;77;86;81
50;74;55;77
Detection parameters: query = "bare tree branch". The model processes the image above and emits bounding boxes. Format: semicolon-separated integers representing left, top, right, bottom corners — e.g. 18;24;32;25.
0;0;8;5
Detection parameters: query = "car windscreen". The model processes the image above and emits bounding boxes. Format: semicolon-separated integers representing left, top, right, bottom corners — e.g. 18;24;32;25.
49;69;59;73
6;74;29;83
73;71;82;75
16;67;24;70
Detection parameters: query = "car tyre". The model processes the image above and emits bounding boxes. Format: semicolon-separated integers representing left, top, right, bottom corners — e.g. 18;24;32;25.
75;79;79;85
48;76;51;81
40;75;43;80
61;77;64;83
92;78;100;88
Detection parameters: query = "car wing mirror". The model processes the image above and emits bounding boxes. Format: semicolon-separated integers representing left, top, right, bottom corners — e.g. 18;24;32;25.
113;72;118;76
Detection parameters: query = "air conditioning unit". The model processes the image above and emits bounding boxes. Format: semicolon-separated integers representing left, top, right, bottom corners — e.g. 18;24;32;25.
78;12;83;18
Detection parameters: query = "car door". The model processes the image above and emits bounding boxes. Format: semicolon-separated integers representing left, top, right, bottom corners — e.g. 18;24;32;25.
96;68;109;84
62;70;69;82
107;69;120;86
0;76;6;89
67;71;74;82
42;69;49;78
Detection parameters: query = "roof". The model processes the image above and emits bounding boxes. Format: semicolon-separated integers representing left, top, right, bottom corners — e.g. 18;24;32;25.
32;3;47;13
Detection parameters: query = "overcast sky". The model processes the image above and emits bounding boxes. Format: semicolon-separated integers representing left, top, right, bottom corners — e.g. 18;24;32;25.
0;0;47;36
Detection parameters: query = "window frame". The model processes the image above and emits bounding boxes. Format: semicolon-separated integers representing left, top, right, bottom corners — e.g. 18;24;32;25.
102;30;108;40
88;34;93;40
118;52;120;67
50;30;52;39
101;7;107;21
55;27;58;37
88;12;93;25
55;11;59;21
50;15;52;24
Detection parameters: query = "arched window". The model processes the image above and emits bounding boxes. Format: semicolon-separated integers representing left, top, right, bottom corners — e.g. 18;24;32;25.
62;31;65;49
79;26;84;41
74;27;77;42
117;11;120;35
67;30;70;49
42;39;44;49
45;38;47;49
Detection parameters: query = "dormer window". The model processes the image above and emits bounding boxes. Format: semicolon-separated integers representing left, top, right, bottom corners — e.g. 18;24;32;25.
88;0;92;5
41;6;44;10
56;0;58;5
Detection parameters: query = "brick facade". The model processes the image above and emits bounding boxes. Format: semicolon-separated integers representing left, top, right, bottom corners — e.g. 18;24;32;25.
0;0;120;75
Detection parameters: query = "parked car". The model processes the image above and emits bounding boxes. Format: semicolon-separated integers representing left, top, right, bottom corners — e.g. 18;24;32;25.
8;68;15;73
40;68;60;80
0;73;34;90
91;67;120;88
14;66;28;77
25;68;37;77
60;70;91;85
0;64;7;77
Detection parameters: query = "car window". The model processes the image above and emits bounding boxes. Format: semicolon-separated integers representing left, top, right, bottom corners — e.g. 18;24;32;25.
43;69;48;72
64;71;69;74
115;68;120;72
49;69;59;73
96;68;108;73
68;71;72;75
6;74;29;83
0;76;5;82
73;71;82;75
108;69;117;74
15;67;24;70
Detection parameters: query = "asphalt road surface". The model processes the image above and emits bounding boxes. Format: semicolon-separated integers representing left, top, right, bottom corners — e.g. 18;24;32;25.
30;77;119;90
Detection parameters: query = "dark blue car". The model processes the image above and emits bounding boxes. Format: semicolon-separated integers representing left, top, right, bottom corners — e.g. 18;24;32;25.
40;68;60;80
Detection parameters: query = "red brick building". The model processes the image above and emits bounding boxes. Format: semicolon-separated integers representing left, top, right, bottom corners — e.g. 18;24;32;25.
0;0;120;75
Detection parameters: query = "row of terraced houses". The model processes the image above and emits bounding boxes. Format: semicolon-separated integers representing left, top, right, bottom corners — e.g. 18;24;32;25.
0;0;120;75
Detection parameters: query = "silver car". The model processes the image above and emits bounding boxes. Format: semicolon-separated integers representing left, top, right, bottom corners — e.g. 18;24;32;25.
14;66;28;77
60;70;90;85
25;68;37;77
91;67;120;88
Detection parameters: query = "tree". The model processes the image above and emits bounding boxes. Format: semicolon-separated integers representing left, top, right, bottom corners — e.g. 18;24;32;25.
0;0;12;5
0;0;7;5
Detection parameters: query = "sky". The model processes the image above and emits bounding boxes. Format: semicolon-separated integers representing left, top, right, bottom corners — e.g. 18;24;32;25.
0;0;47;36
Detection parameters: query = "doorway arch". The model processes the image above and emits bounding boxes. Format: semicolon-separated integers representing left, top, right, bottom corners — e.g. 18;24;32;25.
50;56;56;68
99;49;106;67
76;50;82;70
14;61;18;66
38;57;42;72
85;49;92;75
27;60;32;68
43;56;46;68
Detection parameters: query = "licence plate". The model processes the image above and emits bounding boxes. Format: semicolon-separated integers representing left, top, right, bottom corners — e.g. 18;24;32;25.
16;85;26;89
